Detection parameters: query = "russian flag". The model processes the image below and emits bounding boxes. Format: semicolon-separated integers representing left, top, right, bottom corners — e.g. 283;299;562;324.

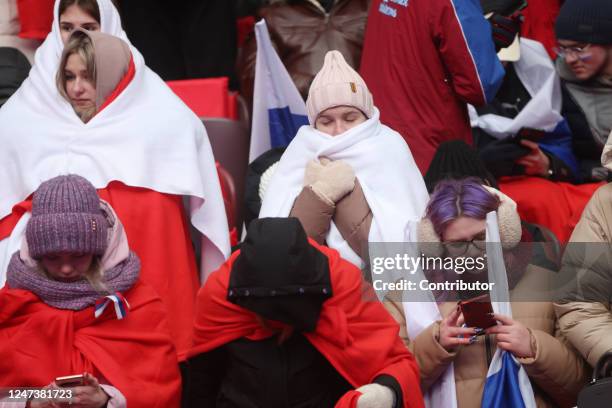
482;350;536;408
249;19;309;162
482;211;536;408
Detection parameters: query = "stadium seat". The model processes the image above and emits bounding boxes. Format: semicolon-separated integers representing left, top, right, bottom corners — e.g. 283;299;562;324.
166;77;237;119
203;118;250;230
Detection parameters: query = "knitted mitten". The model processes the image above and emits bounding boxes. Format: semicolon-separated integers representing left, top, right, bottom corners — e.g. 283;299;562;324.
310;160;355;204
356;383;395;408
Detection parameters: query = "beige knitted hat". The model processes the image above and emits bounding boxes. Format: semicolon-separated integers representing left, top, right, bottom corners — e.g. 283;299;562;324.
306;50;374;124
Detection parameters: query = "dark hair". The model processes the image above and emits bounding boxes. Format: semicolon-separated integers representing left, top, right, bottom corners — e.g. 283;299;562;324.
424;140;498;193
59;0;101;24
426;178;500;237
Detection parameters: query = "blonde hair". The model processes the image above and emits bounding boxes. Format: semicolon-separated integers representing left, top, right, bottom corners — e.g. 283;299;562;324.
84;257;109;293
56;30;97;123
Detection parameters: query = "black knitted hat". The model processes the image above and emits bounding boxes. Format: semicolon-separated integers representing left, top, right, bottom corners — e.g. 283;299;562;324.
555;0;612;44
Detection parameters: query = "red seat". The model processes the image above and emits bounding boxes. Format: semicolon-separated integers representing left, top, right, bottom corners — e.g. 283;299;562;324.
17;0;54;40
166;77;237;119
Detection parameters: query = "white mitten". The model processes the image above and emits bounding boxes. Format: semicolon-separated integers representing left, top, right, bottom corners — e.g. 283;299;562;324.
356;383;396;408
310;160;356;204
304;159;325;186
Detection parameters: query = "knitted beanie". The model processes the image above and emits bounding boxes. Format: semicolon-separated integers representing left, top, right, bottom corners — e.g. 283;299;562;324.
306;50;374;124
26;175;108;258
555;0;612;44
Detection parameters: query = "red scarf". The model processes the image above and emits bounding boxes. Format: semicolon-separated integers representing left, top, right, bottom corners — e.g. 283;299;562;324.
191;241;424;408
0;280;181;408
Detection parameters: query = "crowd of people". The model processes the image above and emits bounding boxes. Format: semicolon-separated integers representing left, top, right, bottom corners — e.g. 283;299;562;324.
0;0;611;407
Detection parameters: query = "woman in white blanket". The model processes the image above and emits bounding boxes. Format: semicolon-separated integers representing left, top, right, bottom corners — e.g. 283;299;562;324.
259;50;428;268
0;0;230;362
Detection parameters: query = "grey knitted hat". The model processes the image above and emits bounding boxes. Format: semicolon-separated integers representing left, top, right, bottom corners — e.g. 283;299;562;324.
26;175;108;259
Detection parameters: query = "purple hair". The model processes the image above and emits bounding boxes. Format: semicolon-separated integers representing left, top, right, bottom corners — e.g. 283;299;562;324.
426;178;500;237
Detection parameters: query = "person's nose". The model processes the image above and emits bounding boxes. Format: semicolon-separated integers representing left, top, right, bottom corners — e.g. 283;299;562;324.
60;263;74;274
565;52;579;65
72;78;85;95
331;121;347;136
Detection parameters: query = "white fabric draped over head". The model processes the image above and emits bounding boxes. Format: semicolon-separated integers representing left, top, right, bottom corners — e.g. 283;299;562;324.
0;0;230;283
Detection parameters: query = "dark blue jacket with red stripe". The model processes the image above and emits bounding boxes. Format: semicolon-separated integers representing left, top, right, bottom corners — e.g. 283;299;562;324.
360;0;504;172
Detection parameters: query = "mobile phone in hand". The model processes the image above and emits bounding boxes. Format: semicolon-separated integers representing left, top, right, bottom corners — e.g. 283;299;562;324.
55;374;85;388
459;294;497;330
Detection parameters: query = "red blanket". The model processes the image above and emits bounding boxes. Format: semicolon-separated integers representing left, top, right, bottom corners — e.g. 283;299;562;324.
500;177;604;242
0;280;181;408
191;242;424;408
16;0;54;40
0;183;200;361
97;182;199;361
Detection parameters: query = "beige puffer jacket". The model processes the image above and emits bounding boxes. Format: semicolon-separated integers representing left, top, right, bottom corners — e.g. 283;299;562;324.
554;183;612;368
555;132;612;368
289;178;372;259
386;263;587;408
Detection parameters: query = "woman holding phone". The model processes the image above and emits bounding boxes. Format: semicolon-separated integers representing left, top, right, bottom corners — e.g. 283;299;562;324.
0;175;181;408
384;178;587;407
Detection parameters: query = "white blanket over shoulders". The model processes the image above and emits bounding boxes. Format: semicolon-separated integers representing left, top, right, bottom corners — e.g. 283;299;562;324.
0;0;230;284
259;108;428;267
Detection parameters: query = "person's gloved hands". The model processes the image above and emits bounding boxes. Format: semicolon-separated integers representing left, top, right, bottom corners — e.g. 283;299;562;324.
489;13;521;51
303;159;326;187
304;159;355;204
356;383;396;408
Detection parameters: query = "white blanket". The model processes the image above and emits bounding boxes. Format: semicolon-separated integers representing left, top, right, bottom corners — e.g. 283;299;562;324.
469;38;563;139
259;108;428;267
0;0;230;285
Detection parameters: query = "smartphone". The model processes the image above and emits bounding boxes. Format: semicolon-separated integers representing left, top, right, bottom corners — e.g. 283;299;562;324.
516;127;546;143
55;374;85;388
458;294;497;330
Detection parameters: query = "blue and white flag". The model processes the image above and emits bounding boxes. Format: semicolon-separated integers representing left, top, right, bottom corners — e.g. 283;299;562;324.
469;38;579;179
249;19;309;162
482;210;536;408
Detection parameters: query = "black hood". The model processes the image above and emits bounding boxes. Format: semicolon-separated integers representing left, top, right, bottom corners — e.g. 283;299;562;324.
228;218;332;332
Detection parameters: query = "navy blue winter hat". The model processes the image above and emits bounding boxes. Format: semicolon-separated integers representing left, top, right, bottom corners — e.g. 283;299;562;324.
555;0;612;45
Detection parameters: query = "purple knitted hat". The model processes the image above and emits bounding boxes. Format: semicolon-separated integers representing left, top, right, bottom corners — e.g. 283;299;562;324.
26;175;108;259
